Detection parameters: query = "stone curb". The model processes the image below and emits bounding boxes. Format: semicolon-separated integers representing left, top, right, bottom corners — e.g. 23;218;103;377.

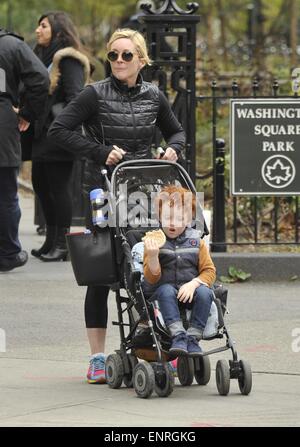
212;252;300;282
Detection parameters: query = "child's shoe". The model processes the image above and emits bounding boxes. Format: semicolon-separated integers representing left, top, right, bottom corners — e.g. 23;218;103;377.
187;335;203;357
87;353;106;384
169;333;188;356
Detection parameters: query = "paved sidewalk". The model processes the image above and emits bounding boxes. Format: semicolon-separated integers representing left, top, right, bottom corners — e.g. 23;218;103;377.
0;193;299;427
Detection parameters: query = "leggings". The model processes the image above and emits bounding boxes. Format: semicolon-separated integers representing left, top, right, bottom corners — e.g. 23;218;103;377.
84;285;109;328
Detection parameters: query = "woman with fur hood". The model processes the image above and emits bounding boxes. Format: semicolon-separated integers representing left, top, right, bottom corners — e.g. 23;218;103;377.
30;11;91;262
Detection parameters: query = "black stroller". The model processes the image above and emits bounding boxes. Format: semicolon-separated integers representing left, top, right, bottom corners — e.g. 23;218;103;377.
92;160;252;398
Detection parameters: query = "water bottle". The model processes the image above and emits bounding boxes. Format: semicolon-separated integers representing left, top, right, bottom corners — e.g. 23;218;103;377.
90;188;107;226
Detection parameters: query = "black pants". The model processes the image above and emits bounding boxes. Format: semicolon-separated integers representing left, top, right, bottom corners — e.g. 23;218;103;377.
31;160;73;227
0;167;21;261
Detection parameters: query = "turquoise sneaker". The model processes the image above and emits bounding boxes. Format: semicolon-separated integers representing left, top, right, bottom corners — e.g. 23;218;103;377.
87;354;106;384
168;358;178;377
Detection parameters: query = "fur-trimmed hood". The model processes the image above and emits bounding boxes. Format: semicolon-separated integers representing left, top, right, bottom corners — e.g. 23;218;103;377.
49;46;90;94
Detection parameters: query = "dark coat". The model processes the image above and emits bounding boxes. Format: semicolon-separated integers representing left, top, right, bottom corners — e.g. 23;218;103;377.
31;47;90;162
48;75;185;196
0;29;49;167
87;76;160;158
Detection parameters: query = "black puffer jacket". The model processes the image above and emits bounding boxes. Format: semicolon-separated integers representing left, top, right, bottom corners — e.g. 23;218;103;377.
0;29;49;167
48;74;185;193
87;75;160;159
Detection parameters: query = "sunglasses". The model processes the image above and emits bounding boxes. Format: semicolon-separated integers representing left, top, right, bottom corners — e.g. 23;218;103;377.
107;50;136;62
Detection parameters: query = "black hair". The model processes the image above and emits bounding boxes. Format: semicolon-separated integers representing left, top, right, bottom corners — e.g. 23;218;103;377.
38;10;82;50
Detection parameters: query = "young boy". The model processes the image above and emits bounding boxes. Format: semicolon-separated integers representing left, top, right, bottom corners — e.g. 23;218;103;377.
143;185;216;356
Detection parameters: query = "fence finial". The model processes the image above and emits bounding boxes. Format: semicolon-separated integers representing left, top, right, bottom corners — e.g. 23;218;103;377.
141;0;199;15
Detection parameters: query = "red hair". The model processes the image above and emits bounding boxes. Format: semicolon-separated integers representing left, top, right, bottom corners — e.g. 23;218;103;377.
156;185;196;219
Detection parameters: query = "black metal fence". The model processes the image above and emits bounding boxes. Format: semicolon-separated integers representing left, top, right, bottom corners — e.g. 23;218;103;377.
196;79;300;251
141;1;300;251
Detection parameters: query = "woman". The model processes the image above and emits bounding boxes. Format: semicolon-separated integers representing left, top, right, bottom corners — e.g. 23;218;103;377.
48;29;185;383
30;11;91;262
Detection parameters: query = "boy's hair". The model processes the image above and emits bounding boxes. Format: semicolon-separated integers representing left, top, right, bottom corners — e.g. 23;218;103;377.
156;185;196;219
107;28;152;66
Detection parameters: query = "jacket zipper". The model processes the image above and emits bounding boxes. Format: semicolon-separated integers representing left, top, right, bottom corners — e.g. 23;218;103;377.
128;94;137;152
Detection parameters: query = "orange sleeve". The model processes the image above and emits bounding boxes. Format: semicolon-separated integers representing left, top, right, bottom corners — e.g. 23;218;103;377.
143;251;161;284
196;240;216;287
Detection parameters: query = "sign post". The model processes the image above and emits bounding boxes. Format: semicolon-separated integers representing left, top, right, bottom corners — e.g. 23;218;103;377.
230;99;300;196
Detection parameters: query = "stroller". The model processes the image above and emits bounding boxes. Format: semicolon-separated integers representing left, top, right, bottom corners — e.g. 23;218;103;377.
90;160;252;398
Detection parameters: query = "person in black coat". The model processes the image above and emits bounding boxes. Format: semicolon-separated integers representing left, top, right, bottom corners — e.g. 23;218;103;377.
48;28;185;384
0;28;49;272
29;11;91;262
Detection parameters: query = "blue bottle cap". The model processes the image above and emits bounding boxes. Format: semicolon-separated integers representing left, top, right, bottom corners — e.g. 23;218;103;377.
90;188;103;200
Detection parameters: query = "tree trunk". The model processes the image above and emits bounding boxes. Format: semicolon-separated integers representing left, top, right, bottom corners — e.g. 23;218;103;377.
216;0;228;70
253;0;266;74
205;8;216;71
6;0;13;30
290;0;298;69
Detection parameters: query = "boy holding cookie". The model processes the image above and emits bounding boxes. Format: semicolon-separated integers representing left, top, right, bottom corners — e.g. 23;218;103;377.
142;185;216;356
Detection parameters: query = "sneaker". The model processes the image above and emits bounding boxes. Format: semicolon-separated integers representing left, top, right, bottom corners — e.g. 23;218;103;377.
168;358;178;377
87;354;106;384
169;333;188;356
187;335;203;357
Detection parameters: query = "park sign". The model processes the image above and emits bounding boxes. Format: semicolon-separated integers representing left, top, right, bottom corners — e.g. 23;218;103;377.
230;98;300;196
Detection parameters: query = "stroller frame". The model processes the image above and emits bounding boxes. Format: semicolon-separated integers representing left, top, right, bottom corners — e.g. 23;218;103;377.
102;160;252;398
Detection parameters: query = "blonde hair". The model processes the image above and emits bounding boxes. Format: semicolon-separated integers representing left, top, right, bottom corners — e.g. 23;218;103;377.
107;28;152;66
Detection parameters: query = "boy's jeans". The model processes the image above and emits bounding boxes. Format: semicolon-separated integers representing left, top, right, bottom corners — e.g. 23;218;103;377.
152;283;213;339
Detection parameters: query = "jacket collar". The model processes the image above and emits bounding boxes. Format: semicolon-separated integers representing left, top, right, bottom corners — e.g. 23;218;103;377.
111;73;143;95
0;29;23;40
165;227;197;244
48;46;91;95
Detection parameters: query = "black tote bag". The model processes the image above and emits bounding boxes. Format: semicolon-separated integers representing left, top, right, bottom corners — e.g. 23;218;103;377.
66;228;117;286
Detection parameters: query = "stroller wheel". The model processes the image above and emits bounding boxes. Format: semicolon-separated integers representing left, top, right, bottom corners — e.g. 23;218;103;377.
123;355;138;388
238;360;252;395
133;362;155;399
177;357;194;386
105;354;124;389
216;359;230;396
152;363;174;398
194;355;211;386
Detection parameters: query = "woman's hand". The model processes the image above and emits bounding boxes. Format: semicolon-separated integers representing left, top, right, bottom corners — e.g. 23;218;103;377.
18;117;30;132
161;147;178;162
12;107;30;132
105;145;126;166
177;280;198;303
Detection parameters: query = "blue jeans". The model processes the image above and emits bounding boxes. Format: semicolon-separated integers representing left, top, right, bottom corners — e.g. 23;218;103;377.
0;167;22;261
152;283;213;338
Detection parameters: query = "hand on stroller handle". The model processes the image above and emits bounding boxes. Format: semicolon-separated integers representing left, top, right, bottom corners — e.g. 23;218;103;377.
156;146;178;162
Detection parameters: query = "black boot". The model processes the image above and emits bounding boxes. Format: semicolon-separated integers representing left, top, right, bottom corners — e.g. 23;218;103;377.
40;227;69;262
31;226;56;258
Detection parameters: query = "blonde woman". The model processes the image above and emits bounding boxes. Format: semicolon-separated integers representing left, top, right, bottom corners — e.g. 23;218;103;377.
49;28;185;383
